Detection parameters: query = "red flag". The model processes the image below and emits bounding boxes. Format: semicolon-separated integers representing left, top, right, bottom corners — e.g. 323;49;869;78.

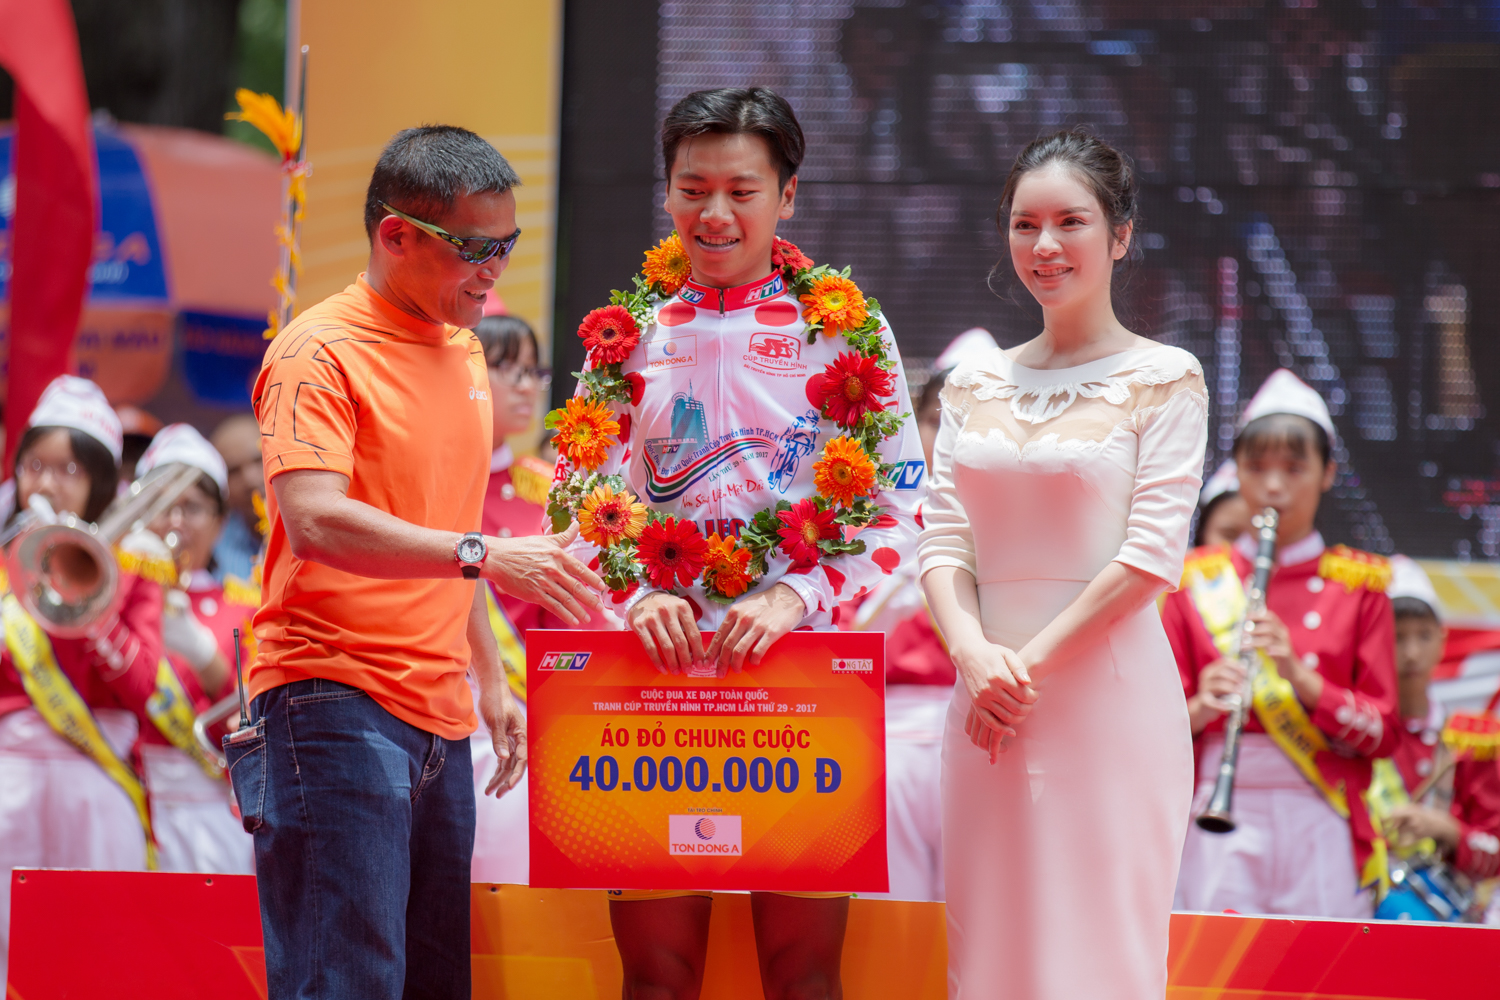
0;0;96;470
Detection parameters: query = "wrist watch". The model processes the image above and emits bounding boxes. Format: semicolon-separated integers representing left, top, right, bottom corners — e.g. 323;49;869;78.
455;532;487;580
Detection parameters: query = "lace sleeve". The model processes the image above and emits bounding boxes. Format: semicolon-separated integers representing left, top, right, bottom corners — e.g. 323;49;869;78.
1111;371;1208;589
917;383;977;581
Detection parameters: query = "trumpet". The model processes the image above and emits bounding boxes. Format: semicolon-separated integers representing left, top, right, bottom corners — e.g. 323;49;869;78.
3;462;205;637
1194;506;1279;834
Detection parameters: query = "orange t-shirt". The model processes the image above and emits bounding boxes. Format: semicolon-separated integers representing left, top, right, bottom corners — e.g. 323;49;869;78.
249;276;491;738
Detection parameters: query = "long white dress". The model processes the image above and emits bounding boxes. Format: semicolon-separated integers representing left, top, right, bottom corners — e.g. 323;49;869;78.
918;344;1207;1000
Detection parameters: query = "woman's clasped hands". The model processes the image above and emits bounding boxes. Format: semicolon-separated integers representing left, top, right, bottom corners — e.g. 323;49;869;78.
953;639;1039;763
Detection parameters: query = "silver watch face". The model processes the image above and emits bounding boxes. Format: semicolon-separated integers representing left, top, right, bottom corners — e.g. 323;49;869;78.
457;536;486;564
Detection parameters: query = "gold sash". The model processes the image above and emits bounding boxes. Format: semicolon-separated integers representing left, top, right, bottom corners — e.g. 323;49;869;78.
146;658;223;779
1;593;158;869
484;585;526;702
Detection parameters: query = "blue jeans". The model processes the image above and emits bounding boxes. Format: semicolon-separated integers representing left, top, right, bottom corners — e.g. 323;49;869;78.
225;678;476;1000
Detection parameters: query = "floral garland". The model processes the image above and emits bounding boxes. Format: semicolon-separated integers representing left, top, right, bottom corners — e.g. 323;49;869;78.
544;232;908;606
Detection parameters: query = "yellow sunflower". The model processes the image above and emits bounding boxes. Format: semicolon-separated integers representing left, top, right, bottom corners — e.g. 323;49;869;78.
549;397;621;471
577;484;648;548
812;435;877;508
799;274;868;337
643;233;693;295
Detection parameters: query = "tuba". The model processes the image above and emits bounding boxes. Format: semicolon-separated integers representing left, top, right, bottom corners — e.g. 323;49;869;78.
1194;506;1279;833
3;462;205;637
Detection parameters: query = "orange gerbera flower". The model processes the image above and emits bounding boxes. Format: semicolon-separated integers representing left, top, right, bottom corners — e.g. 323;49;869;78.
549;397;621;471
643;233;692;295
800;274;868;337
813;435;877;508
577;484;648;548
703;532;754;598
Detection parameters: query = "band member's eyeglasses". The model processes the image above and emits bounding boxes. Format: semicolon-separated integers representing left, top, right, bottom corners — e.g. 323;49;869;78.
380;202;521;264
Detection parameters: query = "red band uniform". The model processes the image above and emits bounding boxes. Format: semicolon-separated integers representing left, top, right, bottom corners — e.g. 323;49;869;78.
0;377;165;979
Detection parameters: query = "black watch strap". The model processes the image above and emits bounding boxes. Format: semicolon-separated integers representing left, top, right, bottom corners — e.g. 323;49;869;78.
462;564;480;580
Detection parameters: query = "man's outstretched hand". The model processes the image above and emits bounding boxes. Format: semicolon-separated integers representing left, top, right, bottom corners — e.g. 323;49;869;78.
483;524;604;626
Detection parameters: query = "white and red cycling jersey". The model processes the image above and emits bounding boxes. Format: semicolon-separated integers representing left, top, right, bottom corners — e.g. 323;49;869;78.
561;268;925;630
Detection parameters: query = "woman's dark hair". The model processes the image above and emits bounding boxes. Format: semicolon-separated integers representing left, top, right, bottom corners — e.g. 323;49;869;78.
661;88;805;188
997;127;1139;247
1192;491;1238;548
1233;413;1331;467
474;314;539;369
364;125;521;240
12;426;120;523
990;128;1141;304
1392;596;1440;623
917;367;954;418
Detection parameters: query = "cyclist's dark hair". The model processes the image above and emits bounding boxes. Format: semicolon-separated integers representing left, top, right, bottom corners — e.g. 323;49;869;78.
662;88;805;189
364;125;521;239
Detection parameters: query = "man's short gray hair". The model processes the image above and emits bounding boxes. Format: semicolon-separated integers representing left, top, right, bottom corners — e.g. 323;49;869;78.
363;125;521;239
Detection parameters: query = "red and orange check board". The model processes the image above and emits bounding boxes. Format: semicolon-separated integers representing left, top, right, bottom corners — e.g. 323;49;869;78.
527;629;887;892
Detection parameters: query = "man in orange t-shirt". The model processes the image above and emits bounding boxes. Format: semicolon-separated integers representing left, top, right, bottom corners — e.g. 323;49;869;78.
227;125;603;1000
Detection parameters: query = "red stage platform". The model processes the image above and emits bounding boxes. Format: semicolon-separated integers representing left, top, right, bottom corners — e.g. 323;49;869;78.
7;869;1495;998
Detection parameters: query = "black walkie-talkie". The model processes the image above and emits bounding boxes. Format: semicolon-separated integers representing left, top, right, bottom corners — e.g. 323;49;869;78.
233;627;250;729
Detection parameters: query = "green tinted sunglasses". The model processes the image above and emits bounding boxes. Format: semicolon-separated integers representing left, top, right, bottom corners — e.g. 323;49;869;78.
380;201;521;264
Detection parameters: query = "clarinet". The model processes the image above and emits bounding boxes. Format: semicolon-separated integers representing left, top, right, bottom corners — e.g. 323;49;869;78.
1195;507;1279;834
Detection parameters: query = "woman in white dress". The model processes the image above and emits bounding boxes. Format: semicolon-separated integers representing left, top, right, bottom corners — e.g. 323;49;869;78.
920;129;1208;999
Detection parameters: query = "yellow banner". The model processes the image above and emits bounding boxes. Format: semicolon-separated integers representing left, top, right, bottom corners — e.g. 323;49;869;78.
145;658;224;780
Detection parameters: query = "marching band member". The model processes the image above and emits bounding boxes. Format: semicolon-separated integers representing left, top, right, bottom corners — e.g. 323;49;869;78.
1381;557;1500;886
137;424;256;874
1194;460;1252;549
468;308;554;885
0;377;166;979
1167;369;1399;918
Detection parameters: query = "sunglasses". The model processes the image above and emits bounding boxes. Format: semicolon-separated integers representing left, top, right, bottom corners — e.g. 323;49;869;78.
380;202;521;265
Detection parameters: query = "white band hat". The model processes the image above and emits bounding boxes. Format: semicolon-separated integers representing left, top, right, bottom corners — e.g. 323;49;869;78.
1238;369;1336;443
27;375;124;464
136;423;229;495
1200;459;1240;505
1388;554;1444;622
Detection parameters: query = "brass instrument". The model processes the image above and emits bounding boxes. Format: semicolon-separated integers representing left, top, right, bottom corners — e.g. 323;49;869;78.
1195;506;1279;834
3;462;204;637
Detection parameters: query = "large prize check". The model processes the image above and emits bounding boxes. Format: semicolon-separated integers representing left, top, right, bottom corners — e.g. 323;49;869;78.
527;629;887;892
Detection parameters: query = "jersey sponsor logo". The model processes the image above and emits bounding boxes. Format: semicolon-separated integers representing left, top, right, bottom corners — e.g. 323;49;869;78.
750;274;785;301
743;332;807;374
668;814;742;855
646;334;697;371
469;386;489;400
889;459;926;490
679;285;706;304
539;652;591;671
831;658;874;673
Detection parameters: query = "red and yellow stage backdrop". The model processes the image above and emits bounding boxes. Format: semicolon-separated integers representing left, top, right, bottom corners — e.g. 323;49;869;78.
9;870;1496;999
297;0;562;392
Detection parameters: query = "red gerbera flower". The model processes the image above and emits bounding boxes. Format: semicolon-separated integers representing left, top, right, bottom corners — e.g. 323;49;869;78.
775;498;840;568
771;237;814;274
809;352;895;427
577;305;641;365
636;517;709;590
